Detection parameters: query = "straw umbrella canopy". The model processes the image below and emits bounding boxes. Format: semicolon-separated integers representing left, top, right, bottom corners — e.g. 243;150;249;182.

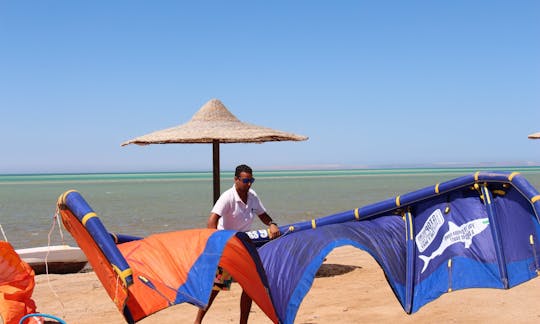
528;132;540;139
121;99;308;203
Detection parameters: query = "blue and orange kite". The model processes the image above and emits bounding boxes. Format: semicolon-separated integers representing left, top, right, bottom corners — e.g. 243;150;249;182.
57;171;540;323
58;190;278;323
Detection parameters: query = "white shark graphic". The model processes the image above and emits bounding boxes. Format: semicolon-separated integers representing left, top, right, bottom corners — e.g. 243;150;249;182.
418;218;490;273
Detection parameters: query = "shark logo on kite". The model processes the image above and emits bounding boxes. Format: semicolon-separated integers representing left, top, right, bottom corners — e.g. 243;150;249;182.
418;217;490;273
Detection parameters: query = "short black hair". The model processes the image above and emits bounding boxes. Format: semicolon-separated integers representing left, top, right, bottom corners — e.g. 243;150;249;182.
235;164;253;177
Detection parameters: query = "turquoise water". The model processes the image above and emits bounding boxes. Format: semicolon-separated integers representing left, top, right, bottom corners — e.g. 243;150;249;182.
2;167;540;249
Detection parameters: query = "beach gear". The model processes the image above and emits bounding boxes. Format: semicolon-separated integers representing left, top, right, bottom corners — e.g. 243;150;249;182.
19;313;66;324
15;245;87;275
56;171;540;324
57;190;278;323
252;171;540;323
0;241;38;324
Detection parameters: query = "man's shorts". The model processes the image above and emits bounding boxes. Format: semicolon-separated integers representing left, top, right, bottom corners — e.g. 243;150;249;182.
212;267;233;291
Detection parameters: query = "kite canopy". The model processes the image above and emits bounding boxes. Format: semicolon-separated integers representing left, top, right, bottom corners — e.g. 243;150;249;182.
0;241;38;324
57;190;278;324
56;171;540;324
528;132;540;139
254;171;540;323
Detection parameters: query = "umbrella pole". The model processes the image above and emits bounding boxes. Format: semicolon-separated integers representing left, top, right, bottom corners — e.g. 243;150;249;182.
212;140;220;204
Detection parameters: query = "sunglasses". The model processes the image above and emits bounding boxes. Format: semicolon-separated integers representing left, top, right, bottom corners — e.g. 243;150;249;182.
238;177;255;184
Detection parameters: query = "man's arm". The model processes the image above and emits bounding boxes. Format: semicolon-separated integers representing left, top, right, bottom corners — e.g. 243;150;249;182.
207;212;220;229
257;212;280;239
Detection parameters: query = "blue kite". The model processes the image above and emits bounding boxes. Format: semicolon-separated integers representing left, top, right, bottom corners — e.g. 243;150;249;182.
250;171;540;323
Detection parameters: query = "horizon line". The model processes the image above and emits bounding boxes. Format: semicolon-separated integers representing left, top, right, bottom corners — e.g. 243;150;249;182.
2;162;540;176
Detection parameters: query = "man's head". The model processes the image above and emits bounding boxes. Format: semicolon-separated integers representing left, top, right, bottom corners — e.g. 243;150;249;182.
234;164;255;192
235;164;253;177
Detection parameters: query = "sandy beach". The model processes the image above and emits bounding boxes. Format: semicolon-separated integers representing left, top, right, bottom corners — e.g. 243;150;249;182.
31;246;540;324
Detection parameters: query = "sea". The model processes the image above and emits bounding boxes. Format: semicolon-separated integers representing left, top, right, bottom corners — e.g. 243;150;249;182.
2;167;540;250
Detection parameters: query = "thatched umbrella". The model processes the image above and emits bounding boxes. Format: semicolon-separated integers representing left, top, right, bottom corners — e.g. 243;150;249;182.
121;99;308;203
528;132;540;139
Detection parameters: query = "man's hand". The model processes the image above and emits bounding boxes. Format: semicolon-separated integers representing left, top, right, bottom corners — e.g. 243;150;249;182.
268;223;281;239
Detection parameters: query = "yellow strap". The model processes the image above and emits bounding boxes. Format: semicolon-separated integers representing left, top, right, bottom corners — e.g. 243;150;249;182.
119;268;133;285
482;185;492;205
112;265;133;287
403;211;413;240
532;195;540;203
395;196;401;207
354;208;360;220
508;172;520;181
311;219;316;229
58;189;78;205
474;171;480;181
81;212;97;226
435;183;440;194
408;212;413;240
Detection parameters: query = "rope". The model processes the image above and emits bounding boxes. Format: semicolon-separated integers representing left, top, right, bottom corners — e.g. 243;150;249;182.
114;272;121;304
44;209;66;318
0;223;8;242
54;206;66;245
277;228;293;239
45;212;57;275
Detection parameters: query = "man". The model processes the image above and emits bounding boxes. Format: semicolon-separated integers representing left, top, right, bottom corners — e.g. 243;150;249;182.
195;164;280;324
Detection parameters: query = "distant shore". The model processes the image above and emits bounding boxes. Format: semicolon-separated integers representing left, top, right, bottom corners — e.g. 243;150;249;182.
3;164;540;178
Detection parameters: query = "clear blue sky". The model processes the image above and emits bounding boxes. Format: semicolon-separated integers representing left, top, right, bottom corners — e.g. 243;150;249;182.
1;1;539;173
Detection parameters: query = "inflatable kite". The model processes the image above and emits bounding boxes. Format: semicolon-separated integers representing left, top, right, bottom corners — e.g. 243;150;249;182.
57;171;540;323
0;241;38;324
251;171;540;322
57;190;278;323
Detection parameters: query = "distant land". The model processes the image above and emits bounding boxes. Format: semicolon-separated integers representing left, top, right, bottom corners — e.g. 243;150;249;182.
261;161;540;171
2;161;540;175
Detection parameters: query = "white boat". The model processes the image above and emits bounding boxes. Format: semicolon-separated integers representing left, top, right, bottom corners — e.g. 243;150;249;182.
15;245;88;274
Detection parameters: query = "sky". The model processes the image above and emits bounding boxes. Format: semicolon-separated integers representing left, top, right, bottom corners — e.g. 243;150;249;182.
1;1;539;174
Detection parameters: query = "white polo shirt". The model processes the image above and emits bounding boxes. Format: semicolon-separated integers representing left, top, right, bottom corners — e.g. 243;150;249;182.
212;186;267;231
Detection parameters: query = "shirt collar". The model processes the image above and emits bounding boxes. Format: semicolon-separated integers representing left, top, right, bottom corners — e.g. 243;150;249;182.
232;185;251;204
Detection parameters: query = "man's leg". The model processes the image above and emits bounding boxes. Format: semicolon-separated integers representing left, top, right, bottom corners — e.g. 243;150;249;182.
240;290;252;324
194;289;219;324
